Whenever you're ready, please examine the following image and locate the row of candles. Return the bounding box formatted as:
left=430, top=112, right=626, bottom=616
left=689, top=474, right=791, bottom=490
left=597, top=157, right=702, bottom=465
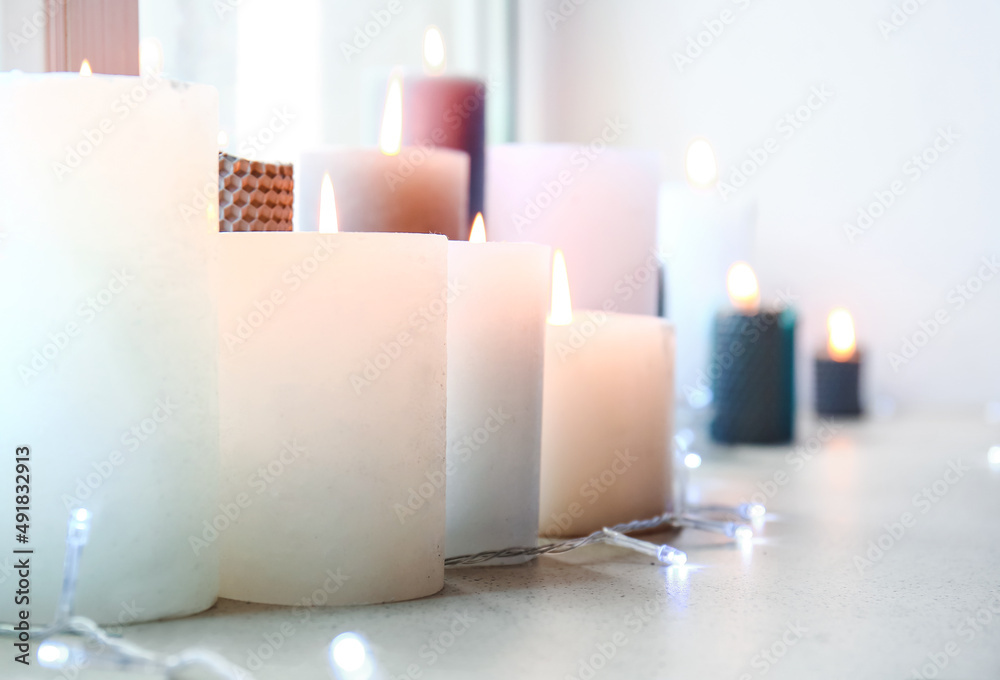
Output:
left=0, top=37, right=861, bottom=627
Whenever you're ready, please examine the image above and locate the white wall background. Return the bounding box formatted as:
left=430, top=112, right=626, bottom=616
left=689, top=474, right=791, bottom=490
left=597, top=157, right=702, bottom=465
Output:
left=518, top=0, right=1000, bottom=410
left=2, top=0, right=996, bottom=408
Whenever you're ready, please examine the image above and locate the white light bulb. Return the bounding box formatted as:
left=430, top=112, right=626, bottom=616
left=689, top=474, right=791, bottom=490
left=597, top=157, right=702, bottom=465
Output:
left=734, top=525, right=753, bottom=542
left=988, top=446, right=1000, bottom=466
left=329, top=632, right=374, bottom=680
left=38, top=642, right=70, bottom=668
left=683, top=452, right=702, bottom=469
left=659, top=547, right=688, bottom=566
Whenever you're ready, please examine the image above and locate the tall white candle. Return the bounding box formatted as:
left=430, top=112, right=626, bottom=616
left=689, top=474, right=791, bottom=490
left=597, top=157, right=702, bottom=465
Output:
left=0, top=70, right=220, bottom=624
left=539, top=253, right=676, bottom=538
left=217, top=231, right=449, bottom=606
left=486, top=144, right=661, bottom=316
left=659, top=140, right=756, bottom=407
left=445, top=216, right=550, bottom=560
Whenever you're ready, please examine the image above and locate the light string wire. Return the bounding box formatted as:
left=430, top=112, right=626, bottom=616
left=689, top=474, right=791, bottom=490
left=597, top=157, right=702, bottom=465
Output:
left=446, top=441, right=763, bottom=567
left=0, top=510, right=250, bottom=679
left=444, top=510, right=755, bottom=567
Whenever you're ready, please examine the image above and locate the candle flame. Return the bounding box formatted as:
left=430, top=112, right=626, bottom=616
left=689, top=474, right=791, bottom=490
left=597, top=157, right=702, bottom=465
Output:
left=319, top=173, right=339, bottom=233
left=727, top=262, right=760, bottom=314
left=79, top=59, right=92, bottom=76
left=379, top=76, right=403, bottom=156
left=549, top=250, right=573, bottom=326
left=685, top=138, right=717, bottom=188
left=423, top=25, right=446, bottom=75
left=469, top=213, right=486, bottom=243
left=827, top=308, right=856, bottom=362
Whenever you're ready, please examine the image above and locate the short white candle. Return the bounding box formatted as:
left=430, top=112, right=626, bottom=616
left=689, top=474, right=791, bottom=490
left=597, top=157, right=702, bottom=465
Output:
left=486, top=144, right=661, bottom=315
left=0, top=69, right=220, bottom=624
left=539, top=252, right=676, bottom=537
left=217, top=230, right=449, bottom=606
left=445, top=215, right=550, bottom=560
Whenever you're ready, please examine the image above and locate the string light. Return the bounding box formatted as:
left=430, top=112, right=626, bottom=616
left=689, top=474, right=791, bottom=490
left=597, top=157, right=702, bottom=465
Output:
left=0, top=510, right=248, bottom=679
left=445, top=511, right=754, bottom=566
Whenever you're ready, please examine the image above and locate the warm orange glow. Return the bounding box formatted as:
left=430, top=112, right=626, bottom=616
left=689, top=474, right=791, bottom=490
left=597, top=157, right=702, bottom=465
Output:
left=469, top=213, right=486, bottom=243
left=827, top=309, right=856, bottom=361
left=319, top=173, right=339, bottom=233
left=422, top=26, right=446, bottom=75
left=685, top=138, right=718, bottom=188
left=549, top=250, right=573, bottom=326
left=79, top=59, right=92, bottom=76
left=727, top=262, right=760, bottom=314
left=379, top=76, right=403, bottom=156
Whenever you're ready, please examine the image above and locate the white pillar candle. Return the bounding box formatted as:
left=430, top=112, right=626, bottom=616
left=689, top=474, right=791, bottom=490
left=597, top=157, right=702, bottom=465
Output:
left=446, top=217, right=550, bottom=560
left=486, top=144, right=661, bottom=316
left=298, top=147, right=469, bottom=238
left=218, top=231, right=449, bottom=606
left=658, top=140, right=756, bottom=407
left=299, top=76, right=469, bottom=239
left=0, top=71, right=219, bottom=624
left=539, top=253, right=676, bottom=538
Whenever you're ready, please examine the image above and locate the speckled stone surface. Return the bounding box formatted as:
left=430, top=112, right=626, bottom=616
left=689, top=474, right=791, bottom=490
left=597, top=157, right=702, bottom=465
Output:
left=5, top=412, right=1000, bottom=679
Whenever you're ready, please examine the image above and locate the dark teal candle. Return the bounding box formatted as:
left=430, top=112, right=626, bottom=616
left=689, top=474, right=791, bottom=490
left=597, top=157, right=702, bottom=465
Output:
left=710, top=308, right=796, bottom=443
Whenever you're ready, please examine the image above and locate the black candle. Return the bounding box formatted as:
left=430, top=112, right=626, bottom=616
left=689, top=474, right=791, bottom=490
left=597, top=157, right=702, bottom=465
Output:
left=815, top=309, right=862, bottom=416
left=709, top=264, right=796, bottom=444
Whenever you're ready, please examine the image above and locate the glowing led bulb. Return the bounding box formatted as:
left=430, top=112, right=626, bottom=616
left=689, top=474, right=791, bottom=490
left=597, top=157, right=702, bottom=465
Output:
left=601, top=528, right=687, bottom=566
left=329, top=632, right=374, bottom=680
left=988, top=446, right=1000, bottom=466
left=68, top=508, right=91, bottom=547
left=739, top=502, right=767, bottom=520
left=683, top=452, right=702, bottom=469
left=37, top=641, right=71, bottom=668
left=734, top=525, right=754, bottom=542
